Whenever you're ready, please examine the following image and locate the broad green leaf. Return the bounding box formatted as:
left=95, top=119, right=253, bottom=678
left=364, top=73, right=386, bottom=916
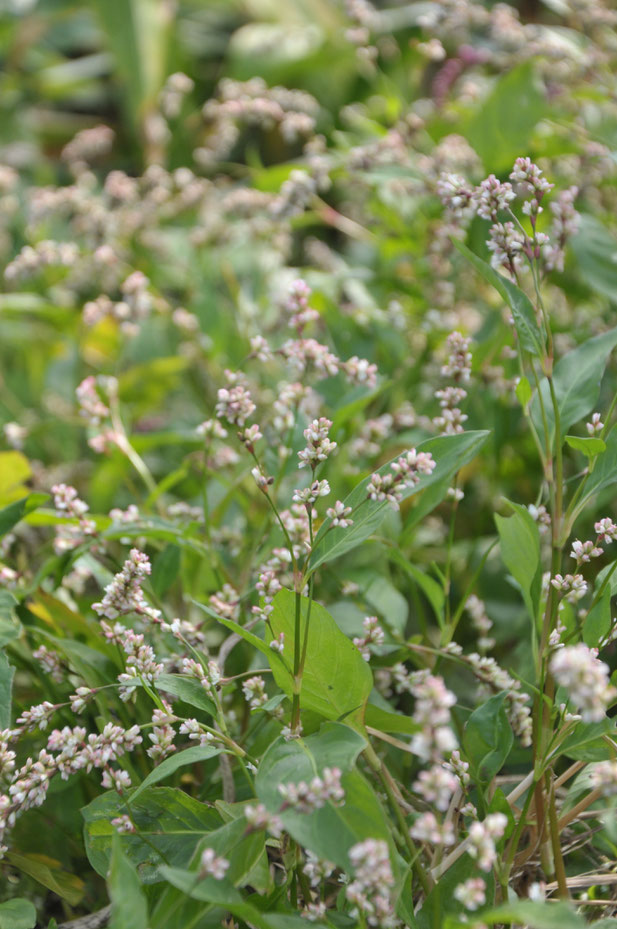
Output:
left=565, top=434, right=606, bottom=458
left=452, top=240, right=543, bottom=357
left=0, top=899, right=36, bottom=929
left=131, top=745, right=223, bottom=801
left=462, top=692, right=513, bottom=783
left=108, top=835, right=148, bottom=929
left=531, top=327, right=617, bottom=444
left=494, top=501, right=541, bottom=622
left=583, top=590, right=612, bottom=648
left=0, top=653, right=14, bottom=729
left=6, top=854, right=84, bottom=906
left=0, top=591, right=20, bottom=647
left=479, top=900, right=585, bottom=928
left=310, top=431, right=490, bottom=571
left=268, top=589, right=372, bottom=726
left=255, top=723, right=392, bottom=869
left=82, top=787, right=221, bottom=882
left=465, top=61, right=546, bottom=173
left=0, top=493, right=49, bottom=538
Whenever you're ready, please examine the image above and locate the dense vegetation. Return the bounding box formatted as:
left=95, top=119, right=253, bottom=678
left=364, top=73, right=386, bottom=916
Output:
left=3, top=1, right=617, bottom=927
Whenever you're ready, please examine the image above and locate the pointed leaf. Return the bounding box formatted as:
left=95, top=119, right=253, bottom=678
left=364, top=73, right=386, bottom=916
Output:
left=452, top=240, right=543, bottom=357
left=309, top=431, right=490, bottom=571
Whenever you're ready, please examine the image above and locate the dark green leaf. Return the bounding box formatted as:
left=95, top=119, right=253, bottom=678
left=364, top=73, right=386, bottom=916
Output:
left=82, top=787, right=222, bottom=882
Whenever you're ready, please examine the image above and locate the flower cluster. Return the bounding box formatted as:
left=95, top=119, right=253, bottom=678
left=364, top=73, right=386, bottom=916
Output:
left=346, top=839, right=396, bottom=929
left=278, top=767, right=345, bottom=813
left=550, top=644, right=616, bottom=722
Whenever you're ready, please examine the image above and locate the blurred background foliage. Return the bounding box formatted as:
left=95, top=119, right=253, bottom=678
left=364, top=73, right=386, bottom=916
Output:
left=1, top=0, right=617, bottom=684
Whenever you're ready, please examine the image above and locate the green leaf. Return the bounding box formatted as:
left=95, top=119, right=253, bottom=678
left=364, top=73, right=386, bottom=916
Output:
left=90, top=0, right=171, bottom=141
left=462, top=692, right=513, bottom=783
left=255, top=723, right=392, bottom=869
left=531, top=327, right=617, bottom=444
left=131, top=745, right=222, bottom=801
left=108, top=834, right=148, bottom=929
left=0, top=493, right=49, bottom=538
left=556, top=719, right=617, bottom=762
left=0, top=591, right=21, bottom=647
left=158, top=869, right=326, bottom=929
left=6, top=854, right=84, bottom=906
left=155, top=673, right=217, bottom=719
left=479, top=900, right=585, bottom=928
left=572, top=214, right=617, bottom=300
left=0, top=899, right=37, bottom=929
left=152, top=816, right=266, bottom=925
left=0, top=451, right=31, bottom=506
left=565, top=434, right=606, bottom=458
left=151, top=545, right=181, bottom=597
left=82, top=787, right=221, bottom=882
left=310, top=431, right=490, bottom=571
left=364, top=703, right=420, bottom=735
left=0, top=652, right=15, bottom=729
left=390, top=551, right=445, bottom=626
left=465, top=61, right=546, bottom=173
left=494, top=501, right=541, bottom=622
left=268, top=589, right=373, bottom=726
left=452, top=240, right=544, bottom=357
left=583, top=590, right=612, bottom=648
left=577, top=427, right=617, bottom=509
left=515, top=376, right=532, bottom=408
